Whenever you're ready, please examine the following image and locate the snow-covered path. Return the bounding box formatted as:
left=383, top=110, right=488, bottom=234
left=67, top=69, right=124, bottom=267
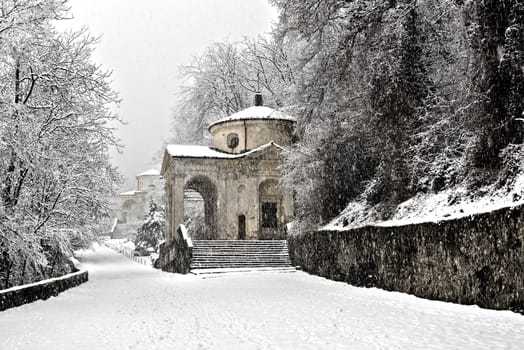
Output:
left=1, top=246, right=523, bottom=350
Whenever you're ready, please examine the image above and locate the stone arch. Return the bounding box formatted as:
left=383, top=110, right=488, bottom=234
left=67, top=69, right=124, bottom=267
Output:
left=258, top=179, right=282, bottom=239
left=184, top=175, right=217, bottom=240
left=122, top=199, right=138, bottom=224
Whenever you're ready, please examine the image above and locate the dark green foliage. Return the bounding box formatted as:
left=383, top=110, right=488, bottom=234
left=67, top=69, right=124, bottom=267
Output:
left=277, top=0, right=437, bottom=226
left=274, top=0, right=524, bottom=230
left=465, top=0, right=524, bottom=167
left=367, top=4, right=430, bottom=205
left=320, top=124, right=377, bottom=219
left=173, top=0, right=524, bottom=233
left=285, top=118, right=377, bottom=229
left=134, top=200, right=165, bottom=256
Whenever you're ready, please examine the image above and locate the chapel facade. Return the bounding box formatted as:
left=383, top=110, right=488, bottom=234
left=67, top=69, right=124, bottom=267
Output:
left=161, top=95, right=296, bottom=242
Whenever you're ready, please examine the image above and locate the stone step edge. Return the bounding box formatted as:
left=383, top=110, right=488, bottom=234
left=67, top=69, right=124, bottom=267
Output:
left=193, top=245, right=288, bottom=248
left=192, top=253, right=290, bottom=256
left=190, top=263, right=292, bottom=266
left=190, top=266, right=297, bottom=275
left=190, top=263, right=293, bottom=270
left=193, top=240, right=288, bottom=242
left=192, top=258, right=291, bottom=260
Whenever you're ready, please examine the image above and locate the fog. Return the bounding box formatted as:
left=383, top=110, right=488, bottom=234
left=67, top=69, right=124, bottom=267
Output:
left=60, top=0, right=277, bottom=189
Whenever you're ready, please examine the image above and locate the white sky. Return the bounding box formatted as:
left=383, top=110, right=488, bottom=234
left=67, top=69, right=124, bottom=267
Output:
left=59, top=0, right=278, bottom=190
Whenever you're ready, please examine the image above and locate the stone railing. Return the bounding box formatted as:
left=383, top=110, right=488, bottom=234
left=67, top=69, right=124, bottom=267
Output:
left=103, top=240, right=152, bottom=266
left=0, top=258, right=88, bottom=311
left=155, top=224, right=193, bottom=273
left=287, top=204, right=524, bottom=313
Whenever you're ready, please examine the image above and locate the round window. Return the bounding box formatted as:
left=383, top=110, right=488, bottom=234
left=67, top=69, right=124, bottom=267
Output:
left=227, top=133, right=239, bottom=149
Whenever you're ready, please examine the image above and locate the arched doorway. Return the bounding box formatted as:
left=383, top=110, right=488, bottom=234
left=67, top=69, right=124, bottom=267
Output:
left=184, top=176, right=217, bottom=240
left=238, top=215, right=246, bottom=240
left=258, top=179, right=281, bottom=239
left=183, top=189, right=205, bottom=239
left=237, top=185, right=247, bottom=239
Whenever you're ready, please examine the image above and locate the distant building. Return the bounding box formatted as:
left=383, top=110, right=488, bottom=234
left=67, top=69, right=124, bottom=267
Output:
left=160, top=94, right=296, bottom=242
left=113, top=169, right=164, bottom=237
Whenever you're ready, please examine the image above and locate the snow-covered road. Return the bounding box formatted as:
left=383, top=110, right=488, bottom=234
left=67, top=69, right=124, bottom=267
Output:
left=1, top=246, right=523, bottom=350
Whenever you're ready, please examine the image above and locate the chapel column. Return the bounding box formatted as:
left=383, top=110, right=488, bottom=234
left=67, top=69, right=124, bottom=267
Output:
left=165, top=177, right=172, bottom=242
left=171, top=173, right=185, bottom=241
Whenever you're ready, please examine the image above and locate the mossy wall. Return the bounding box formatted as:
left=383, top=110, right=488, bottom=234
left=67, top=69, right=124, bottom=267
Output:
left=287, top=205, right=524, bottom=313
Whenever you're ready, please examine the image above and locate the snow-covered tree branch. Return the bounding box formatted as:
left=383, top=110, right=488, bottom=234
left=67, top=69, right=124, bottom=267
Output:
left=0, top=0, right=122, bottom=288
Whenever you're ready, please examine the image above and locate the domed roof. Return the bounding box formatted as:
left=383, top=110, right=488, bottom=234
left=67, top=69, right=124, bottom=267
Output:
left=208, top=106, right=296, bottom=131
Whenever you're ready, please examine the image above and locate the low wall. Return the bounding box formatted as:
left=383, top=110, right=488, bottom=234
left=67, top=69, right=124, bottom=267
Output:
left=287, top=205, right=524, bottom=313
left=155, top=225, right=192, bottom=274
left=0, top=260, right=88, bottom=311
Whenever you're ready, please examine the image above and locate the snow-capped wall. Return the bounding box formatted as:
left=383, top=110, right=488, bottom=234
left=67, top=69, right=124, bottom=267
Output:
left=0, top=262, right=88, bottom=311
left=288, top=204, right=524, bottom=313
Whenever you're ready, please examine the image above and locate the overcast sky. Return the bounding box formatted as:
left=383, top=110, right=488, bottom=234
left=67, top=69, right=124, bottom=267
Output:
left=59, top=0, right=277, bottom=190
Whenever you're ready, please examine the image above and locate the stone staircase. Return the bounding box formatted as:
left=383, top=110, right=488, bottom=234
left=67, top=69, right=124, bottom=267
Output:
left=190, top=240, right=294, bottom=272
left=110, top=223, right=140, bottom=239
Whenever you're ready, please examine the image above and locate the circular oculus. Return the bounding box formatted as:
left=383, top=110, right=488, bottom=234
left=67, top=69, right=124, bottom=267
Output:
left=227, top=133, right=239, bottom=148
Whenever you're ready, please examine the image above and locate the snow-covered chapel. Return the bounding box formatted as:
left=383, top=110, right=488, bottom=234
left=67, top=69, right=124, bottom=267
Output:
left=160, top=94, right=296, bottom=243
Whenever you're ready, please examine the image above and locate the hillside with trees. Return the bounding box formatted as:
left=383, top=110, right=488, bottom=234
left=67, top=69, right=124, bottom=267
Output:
left=0, top=0, right=122, bottom=288
left=169, top=0, right=524, bottom=234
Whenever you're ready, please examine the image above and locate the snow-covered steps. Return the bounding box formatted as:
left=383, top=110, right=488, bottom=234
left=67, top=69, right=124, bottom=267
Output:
left=190, top=240, right=294, bottom=270
left=191, top=266, right=297, bottom=278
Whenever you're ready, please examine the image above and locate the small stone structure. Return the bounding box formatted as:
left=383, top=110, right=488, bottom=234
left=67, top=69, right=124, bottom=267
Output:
left=160, top=96, right=296, bottom=245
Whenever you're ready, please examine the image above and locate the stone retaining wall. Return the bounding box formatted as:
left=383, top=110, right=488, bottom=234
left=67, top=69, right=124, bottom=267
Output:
left=155, top=225, right=192, bottom=273
left=0, top=263, right=88, bottom=311
left=287, top=205, right=524, bottom=313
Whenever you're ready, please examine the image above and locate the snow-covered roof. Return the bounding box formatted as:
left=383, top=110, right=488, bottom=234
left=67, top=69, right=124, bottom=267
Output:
left=208, top=106, right=296, bottom=130
left=166, top=142, right=284, bottom=159
left=136, top=169, right=160, bottom=177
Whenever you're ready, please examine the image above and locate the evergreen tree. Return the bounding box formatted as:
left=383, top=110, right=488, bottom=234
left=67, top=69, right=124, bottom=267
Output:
left=367, top=2, right=430, bottom=206
left=464, top=0, right=524, bottom=167
left=134, top=200, right=165, bottom=256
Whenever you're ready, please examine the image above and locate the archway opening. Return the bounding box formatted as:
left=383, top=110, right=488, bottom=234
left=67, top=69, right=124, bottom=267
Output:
left=184, top=176, right=217, bottom=240
left=122, top=199, right=137, bottom=224
left=184, top=190, right=205, bottom=239
left=238, top=215, right=246, bottom=240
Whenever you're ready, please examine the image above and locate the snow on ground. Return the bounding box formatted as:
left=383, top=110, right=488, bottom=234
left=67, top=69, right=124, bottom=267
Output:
left=1, top=246, right=523, bottom=350
left=326, top=173, right=524, bottom=230
left=105, top=238, right=136, bottom=251
left=103, top=239, right=155, bottom=266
